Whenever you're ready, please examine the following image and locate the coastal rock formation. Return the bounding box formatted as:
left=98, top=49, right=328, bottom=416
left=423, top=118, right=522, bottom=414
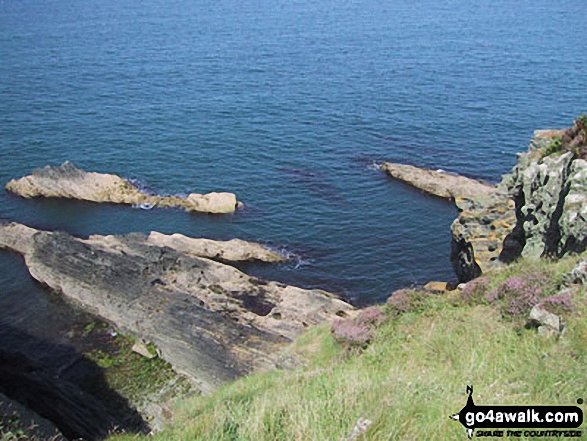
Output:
left=380, top=162, right=495, bottom=199
left=145, top=231, right=286, bottom=263
left=450, top=187, right=517, bottom=281
left=5, top=162, right=240, bottom=214
left=451, top=128, right=587, bottom=282
left=0, top=223, right=352, bottom=393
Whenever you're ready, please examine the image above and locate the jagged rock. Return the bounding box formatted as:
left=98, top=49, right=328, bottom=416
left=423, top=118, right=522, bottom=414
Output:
left=450, top=187, right=517, bottom=281
left=527, top=304, right=562, bottom=337
left=560, top=159, right=587, bottom=254
left=146, top=231, right=286, bottom=263
left=0, top=222, right=352, bottom=393
left=562, top=259, right=587, bottom=286
left=380, top=162, right=495, bottom=199
left=450, top=129, right=587, bottom=282
left=5, top=162, right=240, bottom=214
left=510, top=151, right=575, bottom=258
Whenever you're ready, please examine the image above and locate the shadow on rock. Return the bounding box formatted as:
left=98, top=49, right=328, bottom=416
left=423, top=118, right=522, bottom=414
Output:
left=0, top=324, right=149, bottom=440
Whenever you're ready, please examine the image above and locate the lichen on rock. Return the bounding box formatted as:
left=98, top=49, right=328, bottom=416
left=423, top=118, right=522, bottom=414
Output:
left=450, top=127, right=587, bottom=282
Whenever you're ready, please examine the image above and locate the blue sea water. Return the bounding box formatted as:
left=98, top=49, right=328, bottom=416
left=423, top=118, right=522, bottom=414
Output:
left=0, top=0, right=585, bottom=345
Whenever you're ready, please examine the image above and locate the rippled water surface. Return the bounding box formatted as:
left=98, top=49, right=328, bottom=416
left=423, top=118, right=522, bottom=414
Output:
left=0, top=0, right=585, bottom=343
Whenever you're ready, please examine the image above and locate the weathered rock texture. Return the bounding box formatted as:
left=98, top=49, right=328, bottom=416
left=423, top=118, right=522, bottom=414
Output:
left=380, top=162, right=495, bottom=199
left=451, top=129, right=587, bottom=282
left=5, top=162, right=240, bottom=214
left=145, top=231, right=286, bottom=263
left=0, top=223, right=352, bottom=393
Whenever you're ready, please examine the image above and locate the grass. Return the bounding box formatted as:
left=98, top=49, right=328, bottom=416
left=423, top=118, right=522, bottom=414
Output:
left=110, top=254, right=587, bottom=441
left=541, top=115, right=587, bottom=160
left=82, top=325, right=193, bottom=406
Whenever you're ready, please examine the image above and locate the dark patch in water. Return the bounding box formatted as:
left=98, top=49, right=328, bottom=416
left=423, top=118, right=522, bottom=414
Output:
left=276, top=167, right=344, bottom=203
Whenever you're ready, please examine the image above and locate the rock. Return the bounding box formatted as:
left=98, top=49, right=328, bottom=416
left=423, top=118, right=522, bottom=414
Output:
left=562, top=259, right=587, bottom=286
left=0, top=392, right=66, bottom=441
left=380, top=162, right=496, bottom=200
left=560, top=159, right=587, bottom=254
left=0, top=349, right=143, bottom=440
left=0, top=222, right=353, bottom=393
left=450, top=187, right=517, bottom=281
left=527, top=304, right=562, bottom=337
left=423, top=281, right=448, bottom=292
left=146, top=231, right=286, bottom=263
left=344, top=417, right=373, bottom=441
left=132, top=339, right=157, bottom=359
left=511, top=151, right=575, bottom=259
left=5, top=162, right=240, bottom=214
left=450, top=128, right=587, bottom=282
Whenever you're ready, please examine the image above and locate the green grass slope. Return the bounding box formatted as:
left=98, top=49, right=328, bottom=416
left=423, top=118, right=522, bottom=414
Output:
left=111, top=254, right=587, bottom=441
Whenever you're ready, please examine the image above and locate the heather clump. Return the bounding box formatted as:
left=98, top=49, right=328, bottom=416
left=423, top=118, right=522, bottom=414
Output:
left=331, top=318, right=372, bottom=349
left=542, top=115, right=587, bottom=159
left=357, top=306, right=384, bottom=325
left=458, top=276, right=490, bottom=305
left=385, top=289, right=431, bottom=316
left=331, top=306, right=383, bottom=350
left=485, top=273, right=552, bottom=316
left=540, top=289, right=576, bottom=316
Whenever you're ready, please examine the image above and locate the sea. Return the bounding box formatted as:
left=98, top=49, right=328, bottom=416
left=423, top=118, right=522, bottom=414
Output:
left=0, top=0, right=585, bottom=357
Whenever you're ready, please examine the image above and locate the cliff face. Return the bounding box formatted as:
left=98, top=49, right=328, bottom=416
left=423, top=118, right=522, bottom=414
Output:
left=451, top=129, right=587, bottom=282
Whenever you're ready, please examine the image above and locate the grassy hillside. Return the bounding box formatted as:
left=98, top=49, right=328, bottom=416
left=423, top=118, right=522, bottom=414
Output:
left=111, top=254, right=586, bottom=441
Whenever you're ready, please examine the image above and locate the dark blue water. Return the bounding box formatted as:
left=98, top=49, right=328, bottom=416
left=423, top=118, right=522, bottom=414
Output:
left=0, top=0, right=585, bottom=339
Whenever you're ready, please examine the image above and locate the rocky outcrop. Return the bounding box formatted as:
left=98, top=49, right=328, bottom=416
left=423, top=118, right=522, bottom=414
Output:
left=451, top=129, right=587, bottom=282
left=5, top=162, right=240, bottom=214
left=0, top=223, right=352, bottom=393
left=145, top=231, right=286, bottom=263
left=380, top=162, right=495, bottom=199
left=563, top=259, right=587, bottom=285
left=450, top=187, right=517, bottom=281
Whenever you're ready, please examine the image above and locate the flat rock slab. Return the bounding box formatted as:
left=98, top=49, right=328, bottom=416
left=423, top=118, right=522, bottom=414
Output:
left=0, top=223, right=352, bottom=393
left=146, top=231, right=287, bottom=263
left=5, top=162, right=240, bottom=214
left=380, top=162, right=495, bottom=200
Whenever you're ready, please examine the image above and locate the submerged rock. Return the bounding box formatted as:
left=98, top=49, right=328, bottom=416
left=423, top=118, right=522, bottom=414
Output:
left=380, top=162, right=495, bottom=199
left=5, top=162, right=240, bottom=214
left=0, top=223, right=352, bottom=393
